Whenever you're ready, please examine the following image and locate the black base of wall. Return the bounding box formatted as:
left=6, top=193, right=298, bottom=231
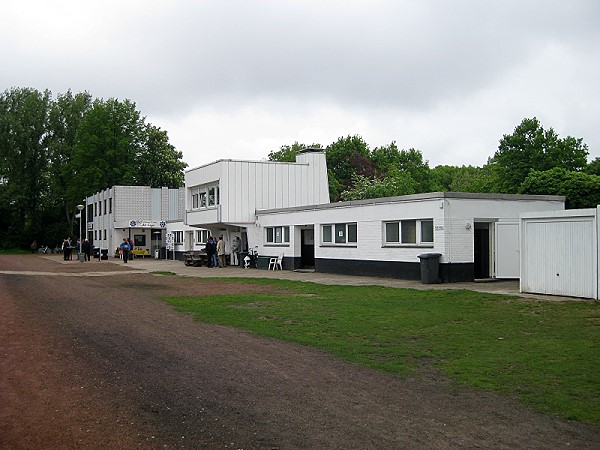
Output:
left=313, top=258, right=475, bottom=283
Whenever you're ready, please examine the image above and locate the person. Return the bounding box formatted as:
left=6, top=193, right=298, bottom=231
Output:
left=128, top=237, right=135, bottom=261
left=31, top=240, right=37, bottom=253
left=82, top=238, right=91, bottom=261
left=62, top=237, right=70, bottom=261
left=217, top=236, right=226, bottom=268
left=231, top=236, right=240, bottom=266
left=204, top=236, right=213, bottom=267
left=120, top=238, right=130, bottom=263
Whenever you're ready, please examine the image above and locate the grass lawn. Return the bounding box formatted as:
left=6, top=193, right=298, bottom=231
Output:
left=161, top=278, right=600, bottom=426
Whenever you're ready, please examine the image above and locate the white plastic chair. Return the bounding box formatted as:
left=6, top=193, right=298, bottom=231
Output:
left=268, top=254, right=283, bottom=270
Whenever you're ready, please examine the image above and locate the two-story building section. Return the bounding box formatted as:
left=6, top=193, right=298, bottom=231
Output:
left=86, top=186, right=185, bottom=258
left=184, top=149, right=329, bottom=255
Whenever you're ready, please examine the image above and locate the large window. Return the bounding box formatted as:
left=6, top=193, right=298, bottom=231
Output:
left=134, top=234, right=146, bottom=247
left=322, top=223, right=357, bottom=245
left=266, top=226, right=290, bottom=244
left=190, top=185, right=218, bottom=210
left=384, top=219, right=434, bottom=245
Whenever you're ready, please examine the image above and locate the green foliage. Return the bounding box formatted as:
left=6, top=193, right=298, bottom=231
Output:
left=162, top=279, right=600, bottom=426
left=325, top=135, right=374, bottom=200
left=490, top=117, right=589, bottom=193
left=519, top=168, right=600, bottom=209
left=340, top=167, right=417, bottom=201
left=0, top=87, right=187, bottom=249
left=268, top=142, right=321, bottom=162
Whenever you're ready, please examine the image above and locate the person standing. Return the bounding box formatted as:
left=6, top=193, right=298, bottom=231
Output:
left=31, top=240, right=38, bottom=253
left=82, top=238, right=91, bottom=261
left=120, top=238, right=130, bottom=263
left=62, top=237, right=70, bottom=261
left=217, top=236, right=226, bottom=268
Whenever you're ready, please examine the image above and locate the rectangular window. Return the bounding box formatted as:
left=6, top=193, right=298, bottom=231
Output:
left=421, top=220, right=434, bottom=243
left=109, top=198, right=112, bottom=213
left=192, top=193, right=199, bottom=209
left=401, top=220, right=416, bottom=244
left=98, top=201, right=102, bottom=216
left=322, top=225, right=332, bottom=243
left=103, top=230, right=107, bottom=240
left=266, top=226, right=290, bottom=244
left=196, top=229, right=209, bottom=244
left=322, top=223, right=357, bottom=245
left=173, top=231, right=183, bottom=244
left=94, top=202, right=97, bottom=216
left=208, top=187, right=215, bottom=206
left=103, top=199, right=107, bottom=215
left=134, top=234, right=146, bottom=247
left=384, top=219, right=434, bottom=245
left=199, top=191, right=207, bottom=208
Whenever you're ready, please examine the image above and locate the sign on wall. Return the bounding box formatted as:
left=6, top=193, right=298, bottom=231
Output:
left=166, top=232, right=174, bottom=251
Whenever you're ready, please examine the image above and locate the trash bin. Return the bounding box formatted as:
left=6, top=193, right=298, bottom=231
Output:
left=238, top=252, right=248, bottom=267
left=418, top=253, right=442, bottom=284
left=100, top=249, right=109, bottom=260
left=92, top=247, right=100, bottom=260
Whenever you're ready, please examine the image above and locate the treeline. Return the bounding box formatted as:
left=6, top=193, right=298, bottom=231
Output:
left=269, top=118, right=600, bottom=208
left=0, top=87, right=187, bottom=249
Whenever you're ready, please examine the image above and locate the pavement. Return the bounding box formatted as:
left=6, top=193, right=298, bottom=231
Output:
left=107, top=256, right=589, bottom=303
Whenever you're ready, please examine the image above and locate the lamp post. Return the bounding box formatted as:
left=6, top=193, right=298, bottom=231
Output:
left=77, top=204, right=84, bottom=262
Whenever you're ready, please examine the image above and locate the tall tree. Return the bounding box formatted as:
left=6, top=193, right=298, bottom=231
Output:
left=519, top=168, right=600, bottom=209
left=136, top=124, right=187, bottom=188
left=325, top=135, right=374, bottom=201
left=47, top=90, right=93, bottom=231
left=0, top=87, right=51, bottom=246
left=490, top=117, right=588, bottom=193
left=268, top=142, right=321, bottom=162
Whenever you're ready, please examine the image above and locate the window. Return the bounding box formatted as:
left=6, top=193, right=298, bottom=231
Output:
left=173, top=231, right=183, bottom=244
left=98, top=201, right=102, bottom=216
left=266, top=226, right=290, bottom=244
left=192, top=193, right=199, bottom=209
left=94, top=202, right=97, bottom=216
left=384, top=219, right=434, bottom=245
left=208, top=187, right=215, bottom=206
left=196, top=229, right=209, bottom=244
left=322, top=223, right=357, bottom=245
left=199, top=192, right=207, bottom=207
left=103, top=199, right=107, bottom=215
left=109, top=198, right=112, bottom=213
left=103, top=229, right=107, bottom=240
left=134, top=234, right=146, bottom=247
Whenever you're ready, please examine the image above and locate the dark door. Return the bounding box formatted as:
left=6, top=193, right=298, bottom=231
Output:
left=474, top=224, right=490, bottom=279
left=301, top=229, right=315, bottom=268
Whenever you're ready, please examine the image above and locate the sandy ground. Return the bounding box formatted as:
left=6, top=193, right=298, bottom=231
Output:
left=1, top=254, right=599, bottom=449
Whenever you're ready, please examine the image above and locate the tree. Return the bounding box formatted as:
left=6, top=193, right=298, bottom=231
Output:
left=0, top=87, right=51, bottom=247
left=268, top=142, right=321, bottom=162
left=340, top=167, right=418, bottom=201
left=490, top=117, right=588, bottom=193
left=325, top=135, right=374, bottom=201
left=46, top=90, right=93, bottom=232
left=519, top=168, right=600, bottom=209
left=135, top=124, right=187, bottom=188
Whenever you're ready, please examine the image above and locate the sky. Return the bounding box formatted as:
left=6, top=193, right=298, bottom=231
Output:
left=2, top=0, right=599, bottom=170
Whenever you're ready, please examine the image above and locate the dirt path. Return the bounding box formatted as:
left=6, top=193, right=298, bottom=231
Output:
left=1, top=255, right=599, bottom=449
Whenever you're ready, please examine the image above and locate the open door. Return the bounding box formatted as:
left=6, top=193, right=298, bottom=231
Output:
left=474, top=222, right=491, bottom=279
left=301, top=228, right=315, bottom=268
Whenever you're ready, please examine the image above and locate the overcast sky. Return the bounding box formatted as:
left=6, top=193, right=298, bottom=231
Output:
left=3, top=0, right=599, bottom=170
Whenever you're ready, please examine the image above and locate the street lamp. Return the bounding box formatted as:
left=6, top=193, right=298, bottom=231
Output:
left=77, top=204, right=84, bottom=262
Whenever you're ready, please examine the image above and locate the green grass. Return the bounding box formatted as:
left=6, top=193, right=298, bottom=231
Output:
left=161, top=278, right=600, bottom=426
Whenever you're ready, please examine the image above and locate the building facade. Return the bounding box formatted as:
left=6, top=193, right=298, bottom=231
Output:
left=86, top=186, right=185, bottom=257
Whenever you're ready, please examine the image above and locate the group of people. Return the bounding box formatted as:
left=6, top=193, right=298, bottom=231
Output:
left=61, top=237, right=92, bottom=261
left=204, top=235, right=241, bottom=268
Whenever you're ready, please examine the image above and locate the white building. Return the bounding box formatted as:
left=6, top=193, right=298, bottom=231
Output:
left=252, top=192, right=565, bottom=282
left=85, top=186, right=186, bottom=257
left=181, top=149, right=329, bottom=257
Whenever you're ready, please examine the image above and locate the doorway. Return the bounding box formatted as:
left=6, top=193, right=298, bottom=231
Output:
left=474, top=222, right=491, bottom=279
left=301, top=228, right=315, bottom=268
